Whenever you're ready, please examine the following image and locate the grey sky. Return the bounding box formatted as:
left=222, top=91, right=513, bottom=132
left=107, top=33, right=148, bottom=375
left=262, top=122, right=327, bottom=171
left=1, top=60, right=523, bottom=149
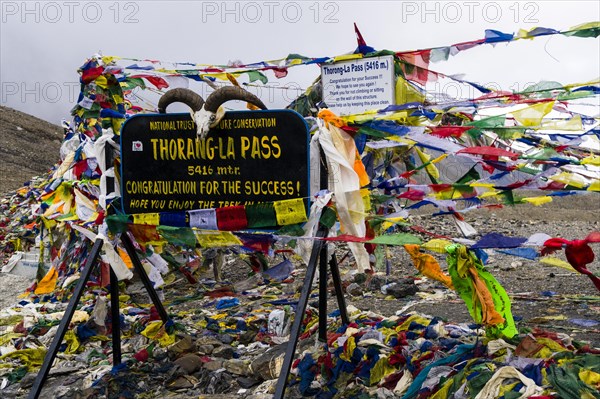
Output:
left=1, top=1, right=599, bottom=124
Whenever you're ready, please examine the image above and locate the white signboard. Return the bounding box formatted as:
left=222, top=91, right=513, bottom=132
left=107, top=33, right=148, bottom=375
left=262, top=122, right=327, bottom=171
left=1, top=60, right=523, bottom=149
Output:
left=321, top=55, right=395, bottom=116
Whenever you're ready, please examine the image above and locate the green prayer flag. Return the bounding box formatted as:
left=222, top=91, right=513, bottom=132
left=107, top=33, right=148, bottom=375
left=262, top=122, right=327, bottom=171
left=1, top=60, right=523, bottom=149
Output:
left=367, top=233, right=421, bottom=246
left=157, top=226, right=196, bottom=247
left=456, top=165, right=481, bottom=185
left=246, top=203, right=277, bottom=228
left=106, top=214, right=131, bottom=233
left=319, top=206, right=337, bottom=229
left=446, top=245, right=517, bottom=339
left=467, top=115, right=505, bottom=128
left=246, top=70, right=268, bottom=84
left=357, top=126, right=391, bottom=139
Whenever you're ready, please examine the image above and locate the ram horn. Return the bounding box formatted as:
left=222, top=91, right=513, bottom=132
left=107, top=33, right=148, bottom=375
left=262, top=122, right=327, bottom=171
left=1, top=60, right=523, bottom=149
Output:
left=157, top=88, right=205, bottom=113
left=204, top=86, right=267, bottom=113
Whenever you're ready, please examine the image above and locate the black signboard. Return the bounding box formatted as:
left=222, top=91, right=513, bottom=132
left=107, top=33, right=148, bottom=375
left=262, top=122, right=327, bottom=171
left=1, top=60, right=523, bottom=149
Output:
left=120, top=110, right=309, bottom=214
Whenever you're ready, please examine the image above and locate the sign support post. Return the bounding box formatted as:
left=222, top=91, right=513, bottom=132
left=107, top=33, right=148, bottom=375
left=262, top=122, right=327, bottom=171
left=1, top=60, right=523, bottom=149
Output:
left=274, top=144, right=350, bottom=399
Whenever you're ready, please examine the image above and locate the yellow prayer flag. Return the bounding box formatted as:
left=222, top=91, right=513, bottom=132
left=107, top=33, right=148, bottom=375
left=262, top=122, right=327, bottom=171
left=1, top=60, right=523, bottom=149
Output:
left=64, top=330, right=81, bottom=354
left=588, top=180, right=600, bottom=192
left=112, top=94, right=124, bottom=104
left=94, top=75, right=108, bottom=89
left=539, top=257, right=577, bottom=272
left=581, top=155, right=600, bottom=166
left=511, top=101, right=555, bottom=127
left=379, top=110, right=409, bottom=122
left=395, top=76, right=425, bottom=105
left=141, top=321, right=175, bottom=347
left=381, top=216, right=407, bottom=231
left=568, top=21, right=600, bottom=31
left=340, top=336, right=356, bottom=362
left=396, top=315, right=431, bottom=331
left=550, top=172, right=586, bottom=188
left=522, top=196, right=552, bottom=206
left=541, top=115, right=582, bottom=131
left=361, top=188, right=371, bottom=212
left=430, top=379, right=454, bottom=399
left=421, top=239, right=453, bottom=253
left=202, top=72, right=230, bottom=81
left=479, top=190, right=500, bottom=198
left=415, top=147, right=440, bottom=180
left=133, top=213, right=160, bottom=225
left=340, top=111, right=378, bottom=124
left=370, top=357, right=396, bottom=386
left=579, top=369, right=600, bottom=386
left=194, top=230, right=242, bottom=248
left=273, top=198, right=307, bottom=226
left=333, top=54, right=363, bottom=62
left=101, top=56, right=118, bottom=64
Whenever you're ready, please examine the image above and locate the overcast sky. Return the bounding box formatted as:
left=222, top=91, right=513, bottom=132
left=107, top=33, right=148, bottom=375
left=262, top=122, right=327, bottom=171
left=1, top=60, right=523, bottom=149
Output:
left=1, top=1, right=599, bottom=124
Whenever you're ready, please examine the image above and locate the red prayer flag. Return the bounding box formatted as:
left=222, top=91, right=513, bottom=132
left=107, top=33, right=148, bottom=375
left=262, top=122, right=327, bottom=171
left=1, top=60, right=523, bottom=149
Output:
left=216, top=205, right=248, bottom=231
left=429, top=126, right=472, bottom=138
left=398, top=190, right=426, bottom=201
left=543, top=232, right=600, bottom=291
left=131, top=75, right=169, bottom=90
left=457, top=146, right=519, bottom=159
left=81, top=66, right=104, bottom=84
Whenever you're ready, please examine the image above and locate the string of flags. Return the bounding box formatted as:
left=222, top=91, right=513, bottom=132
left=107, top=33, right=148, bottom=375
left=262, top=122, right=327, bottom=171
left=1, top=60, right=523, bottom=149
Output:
left=100, top=22, right=599, bottom=93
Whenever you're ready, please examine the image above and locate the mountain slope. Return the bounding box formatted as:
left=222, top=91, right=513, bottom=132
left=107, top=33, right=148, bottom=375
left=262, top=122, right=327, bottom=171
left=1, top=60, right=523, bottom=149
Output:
left=0, top=106, right=63, bottom=194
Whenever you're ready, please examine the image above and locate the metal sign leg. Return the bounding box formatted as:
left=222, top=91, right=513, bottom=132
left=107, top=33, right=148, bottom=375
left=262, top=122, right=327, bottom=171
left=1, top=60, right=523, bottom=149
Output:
left=109, top=268, right=122, bottom=365
left=329, top=252, right=349, bottom=325
left=318, top=242, right=329, bottom=342
left=273, top=228, right=326, bottom=399
left=28, top=239, right=104, bottom=399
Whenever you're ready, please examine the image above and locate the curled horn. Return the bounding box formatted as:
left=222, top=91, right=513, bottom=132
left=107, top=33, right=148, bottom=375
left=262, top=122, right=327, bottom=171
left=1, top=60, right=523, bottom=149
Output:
left=204, top=86, right=267, bottom=113
left=158, top=88, right=205, bottom=113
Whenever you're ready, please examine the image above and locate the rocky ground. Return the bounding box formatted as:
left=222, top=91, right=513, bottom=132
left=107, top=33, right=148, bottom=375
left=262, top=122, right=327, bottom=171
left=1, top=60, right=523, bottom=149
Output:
left=0, top=106, right=63, bottom=194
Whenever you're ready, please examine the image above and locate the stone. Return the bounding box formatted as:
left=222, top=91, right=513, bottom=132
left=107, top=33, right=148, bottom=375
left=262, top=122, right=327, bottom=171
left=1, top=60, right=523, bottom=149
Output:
left=250, top=343, right=287, bottom=380
left=239, top=330, right=257, bottom=345
left=196, top=336, right=223, bottom=347
left=218, top=333, right=234, bottom=345
left=283, top=280, right=303, bottom=295
left=385, top=279, right=418, bottom=298
left=234, top=274, right=263, bottom=292
left=168, top=334, right=195, bottom=358
left=212, top=345, right=235, bottom=359
left=174, top=353, right=203, bottom=374
left=19, top=372, right=37, bottom=389
left=204, top=359, right=225, bottom=372
left=500, top=262, right=518, bottom=271
left=197, top=344, right=214, bottom=355
left=237, top=376, right=261, bottom=389
left=49, top=366, right=80, bottom=377
left=168, top=375, right=194, bottom=390
left=353, top=272, right=368, bottom=284
left=367, top=274, right=387, bottom=291
left=224, top=359, right=251, bottom=376
left=346, top=282, right=363, bottom=296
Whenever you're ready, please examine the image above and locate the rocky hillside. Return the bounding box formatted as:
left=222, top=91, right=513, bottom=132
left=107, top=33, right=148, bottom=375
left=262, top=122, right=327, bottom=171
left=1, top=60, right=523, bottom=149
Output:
left=0, top=106, right=63, bottom=194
